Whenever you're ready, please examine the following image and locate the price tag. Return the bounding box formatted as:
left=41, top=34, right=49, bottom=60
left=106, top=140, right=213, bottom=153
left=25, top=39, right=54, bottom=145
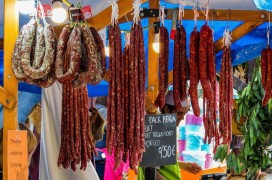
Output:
left=7, top=130, right=28, bottom=180
left=140, top=114, right=177, bottom=167
left=37, top=4, right=52, bottom=17
left=81, top=5, right=92, bottom=19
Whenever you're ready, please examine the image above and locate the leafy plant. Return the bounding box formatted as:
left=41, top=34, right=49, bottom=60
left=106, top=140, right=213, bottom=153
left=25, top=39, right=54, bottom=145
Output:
left=227, top=149, right=246, bottom=175
left=214, top=144, right=246, bottom=175
left=236, top=57, right=272, bottom=179
left=214, top=144, right=228, bottom=163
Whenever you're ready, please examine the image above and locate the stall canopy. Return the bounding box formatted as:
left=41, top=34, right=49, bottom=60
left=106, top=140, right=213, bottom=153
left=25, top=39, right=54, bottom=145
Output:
left=0, top=0, right=271, bottom=97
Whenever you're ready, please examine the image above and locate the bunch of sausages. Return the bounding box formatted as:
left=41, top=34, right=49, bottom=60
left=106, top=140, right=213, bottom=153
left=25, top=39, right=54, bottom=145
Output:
left=261, top=48, right=272, bottom=106
left=107, top=22, right=145, bottom=173
left=56, top=25, right=106, bottom=171
left=173, top=24, right=188, bottom=113
left=57, top=72, right=95, bottom=171
left=199, top=24, right=219, bottom=147
left=12, top=19, right=56, bottom=87
left=55, top=25, right=106, bottom=86
left=155, top=26, right=169, bottom=109
left=219, top=46, right=233, bottom=146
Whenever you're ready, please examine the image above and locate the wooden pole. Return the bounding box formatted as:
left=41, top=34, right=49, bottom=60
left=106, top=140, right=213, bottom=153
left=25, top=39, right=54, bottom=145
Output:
left=214, top=21, right=264, bottom=52
left=146, top=0, right=160, bottom=113
left=3, top=0, right=19, bottom=179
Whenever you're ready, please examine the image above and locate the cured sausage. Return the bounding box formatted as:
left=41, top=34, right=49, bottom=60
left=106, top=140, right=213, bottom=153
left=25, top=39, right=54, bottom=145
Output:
left=173, top=27, right=182, bottom=110
left=56, top=26, right=81, bottom=84
left=199, top=24, right=214, bottom=100
left=90, top=27, right=106, bottom=78
left=180, top=25, right=187, bottom=101
left=107, top=25, right=116, bottom=155
left=155, top=26, right=169, bottom=109
left=261, top=49, right=268, bottom=89
left=14, top=20, right=36, bottom=82
left=32, top=24, right=45, bottom=69
left=21, top=23, right=55, bottom=80
left=263, top=49, right=272, bottom=106
left=73, top=26, right=102, bottom=86
left=138, top=23, right=146, bottom=152
left=189, top=28, right=200, bottom=117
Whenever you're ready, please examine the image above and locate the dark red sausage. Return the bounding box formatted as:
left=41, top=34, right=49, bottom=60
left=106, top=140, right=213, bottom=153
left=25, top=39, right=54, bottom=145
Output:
left=199, top=24, right=214, bottom=100
left=189, top=28, right=200, bottom=117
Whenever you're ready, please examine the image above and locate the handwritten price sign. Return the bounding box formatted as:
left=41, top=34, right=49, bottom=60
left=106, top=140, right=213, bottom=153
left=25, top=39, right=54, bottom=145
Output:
left=7, top=130, right=28, bottom=180
left=140, top=114, right=177, bottom=167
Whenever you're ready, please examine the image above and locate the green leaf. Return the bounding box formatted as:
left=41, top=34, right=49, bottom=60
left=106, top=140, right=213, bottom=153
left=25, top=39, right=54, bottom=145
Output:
left=233, top=57, right=272, bottom=178
left=250, top=127, right=253, bottom=139
left=252, top=118, right=259, bottom=129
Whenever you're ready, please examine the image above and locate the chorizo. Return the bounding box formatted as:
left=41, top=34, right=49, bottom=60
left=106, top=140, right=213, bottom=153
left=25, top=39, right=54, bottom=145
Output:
left=173, top=27, right=182, bottom=110
left=199, top=24, right=214, bottom=100
left=14, top=20, right=36, bottom=82
left=262, top=48, right=271, bottom=106
left=180, top=25, right=187, bottom=101
left=74, top=26, right=102, bottom=85
left=261, top=49, right=268, bottom=90
left=90, top=27, right=106, bottom=78
left=56, top=26, right=81, bottom=84
left=21, top=23, right=55, bottom=80
left=155, top=26, right=168, bottom=108
left=189, top=28, right=200, bottom=117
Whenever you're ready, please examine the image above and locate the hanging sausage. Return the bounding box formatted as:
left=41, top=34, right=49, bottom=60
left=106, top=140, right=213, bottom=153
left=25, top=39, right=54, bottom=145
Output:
left=199, top=22, right=218, bottom=148
left=12, top=19, right=56, bottom=87
left=219, top=29, right=233, bottom=146
left=106, top=0, right=146, bottom=173
left=155, top=7, right=169, bottom=109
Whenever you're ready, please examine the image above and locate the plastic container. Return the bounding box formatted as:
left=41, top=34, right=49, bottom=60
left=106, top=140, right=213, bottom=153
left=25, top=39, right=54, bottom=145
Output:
left=178, top=155, right=184, bottom=161
left=178, top=140, right=186, bottom=153
left=205, top=154, right=212, bottom=169
left=182, top=151, right=206, bottom=169
left=186, top=132, right=203, bottom=151
left=179, top=126, right=186, bottom=140
left=201, top=143, right=211, bottom=154
left=185, top=114, right=203, bottom=132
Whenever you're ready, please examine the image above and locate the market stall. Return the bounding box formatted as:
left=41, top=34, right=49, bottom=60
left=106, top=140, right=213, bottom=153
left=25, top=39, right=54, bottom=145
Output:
left=1, top=0, right=272, bottom=180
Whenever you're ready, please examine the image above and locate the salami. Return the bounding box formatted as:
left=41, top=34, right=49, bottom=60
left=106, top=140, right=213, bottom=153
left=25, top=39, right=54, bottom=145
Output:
left=32, top=24, right=45, bottom=69
left=199, top=24, right=214, bottom=100
left=73, top=26, right=102, bottom=86
left=21, top=24, right=55, bottom=79
left=219, top=43, right=233, bottom=146
left=189, top=28, right=200, bottom=117
left=173, top=27, right=182, bottom=110
left=56, top=26, right=81, bottom=84
left=263, top=48, right=272, bottom=106
left=90, top=27, right=106, bottom=78
left=261, top=49, right=268, bottom=88
left=106, top=21, right=145, bottom=173
left=180, top=25, right=187, bottom=101
left=57, top=25, right=96, bottom=171
left=155, top=26, right=169, bottom=109
left=14, top=20, right=36, bottom=82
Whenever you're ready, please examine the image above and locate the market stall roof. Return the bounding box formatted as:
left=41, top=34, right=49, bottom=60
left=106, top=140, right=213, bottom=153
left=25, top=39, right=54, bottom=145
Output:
left=0, top=0, right=270, bottom=96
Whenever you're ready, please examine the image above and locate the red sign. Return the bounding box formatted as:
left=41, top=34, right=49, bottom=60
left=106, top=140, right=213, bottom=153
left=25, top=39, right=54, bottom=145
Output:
left=38, top=4, right=52, bottom=17
left=81, top=5, right=92, bottom=19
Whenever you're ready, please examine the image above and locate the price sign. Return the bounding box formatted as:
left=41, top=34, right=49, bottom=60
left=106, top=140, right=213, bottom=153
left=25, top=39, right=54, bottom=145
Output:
left=81, top=5, right=92, bottom=19
left=140, top=114, right=177, bottom=167
left=7, top=130, right=28, bottom=180
left=37, top=4, right=52, bottom=17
